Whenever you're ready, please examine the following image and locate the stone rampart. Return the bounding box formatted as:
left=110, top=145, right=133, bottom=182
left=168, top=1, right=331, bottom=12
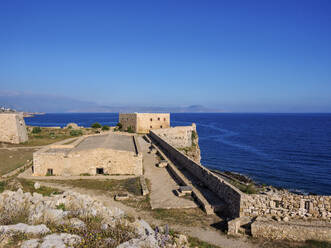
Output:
left=152, top=124, right=201, bottom=163
left=242, top=191, right=331, bottom=221
left=0, top=113, right=28, bottom=144
left=251, top=218, right=331, bottom=242
left=150, top=129, right=331, bottom=222
left=150, top=130, right=244, bottom=218
left=152, top=125, right=196, bottom=148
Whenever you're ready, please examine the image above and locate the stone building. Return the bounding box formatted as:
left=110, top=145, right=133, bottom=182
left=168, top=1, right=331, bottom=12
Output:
left=33, top=133, right=143, bottom=176
left=0, top=112, right=28, bottom=144
left=119, top=113, right=170, bottom=133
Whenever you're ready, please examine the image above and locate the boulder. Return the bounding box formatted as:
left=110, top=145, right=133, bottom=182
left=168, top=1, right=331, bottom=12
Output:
left=67, top=218, right=86, bottom=229
left=0, top=223, right=50, bottom=236
left=21, top=239, right=40, bottom=248
left=34, top=183, right=41, bottom=190
left=40, top=233, right=81, bottom=248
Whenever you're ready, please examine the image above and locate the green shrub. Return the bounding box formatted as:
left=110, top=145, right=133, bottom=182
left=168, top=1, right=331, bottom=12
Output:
left=116, top=122, right=123, bottom=130
left=191, top=130, right=197, bottom=140
left=126, top=126, right=134, bottom=133
left=56, top=203, right=66, bottom=211
left=91, top=122, right=102, bottom=129
left=32, top=127, right=41, bottom=134
left=102, top=125, right=110, bottom=131
left=70, top=130, right=83, bottom=136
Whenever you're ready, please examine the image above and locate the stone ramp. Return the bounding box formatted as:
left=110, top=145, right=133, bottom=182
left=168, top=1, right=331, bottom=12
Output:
left=145, top=136, right=226, bottom=214
left=138, top=136, right=197, bottom=210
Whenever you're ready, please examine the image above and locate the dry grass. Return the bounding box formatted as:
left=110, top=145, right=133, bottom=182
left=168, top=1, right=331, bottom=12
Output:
left=47, top=216, right=137, bottom=248
left=188, top=236, right=222, bottom=248
left=0, top=149, right=35, bottom=176
left=41, top=178, right=142, bottom=196
left=1, top=127, right=95, bottom=147
left=0, top=178, right=63, bottom=196
left=151, top=208, right=220, bottom=227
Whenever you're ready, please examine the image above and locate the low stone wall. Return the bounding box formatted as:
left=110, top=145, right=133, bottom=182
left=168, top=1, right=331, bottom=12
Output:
left=150, top=130, right=243, bottom=218
left=251, top=218, right=331, bottom=242
left=242, top=191, right=331, bottom=221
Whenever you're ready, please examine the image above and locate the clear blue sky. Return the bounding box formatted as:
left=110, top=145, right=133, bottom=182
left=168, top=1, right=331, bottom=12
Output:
left=1, top=0, right=330, bottom=112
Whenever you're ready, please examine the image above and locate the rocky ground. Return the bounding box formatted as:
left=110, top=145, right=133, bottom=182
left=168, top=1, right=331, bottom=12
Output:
left=0, top=186, right=191, bottom=248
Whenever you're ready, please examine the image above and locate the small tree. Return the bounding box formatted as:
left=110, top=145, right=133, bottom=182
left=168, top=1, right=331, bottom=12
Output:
left=91, top=122, right=102, bottom=129
left=102, top=125, right=110, bottom=131
left=32, top=127, right=41, bottom=134
left=116, top=122, right=123, bottom=130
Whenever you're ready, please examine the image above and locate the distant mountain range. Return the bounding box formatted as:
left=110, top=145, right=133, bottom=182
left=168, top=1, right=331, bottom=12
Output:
left=0, top=91, right=222, bottom=113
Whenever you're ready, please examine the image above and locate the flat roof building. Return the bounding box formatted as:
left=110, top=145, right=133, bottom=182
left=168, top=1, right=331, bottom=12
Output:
left=119, top=113, right=170, bottom=134
left=33, top=133, right=142, bottom=176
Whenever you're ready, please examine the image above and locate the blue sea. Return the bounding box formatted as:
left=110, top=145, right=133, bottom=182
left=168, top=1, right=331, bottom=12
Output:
left=24, top=113, right=331, bottom=195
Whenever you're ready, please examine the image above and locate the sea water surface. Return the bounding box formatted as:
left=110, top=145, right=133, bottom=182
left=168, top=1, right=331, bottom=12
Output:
left=24, top=113, right=331, bottom=195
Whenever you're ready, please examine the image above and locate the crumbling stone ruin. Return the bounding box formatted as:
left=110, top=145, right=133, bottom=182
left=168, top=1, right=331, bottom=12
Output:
left=0, top=112, right=28, bottom=144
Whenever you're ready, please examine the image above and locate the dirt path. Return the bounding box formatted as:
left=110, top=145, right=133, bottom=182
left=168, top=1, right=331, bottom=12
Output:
left=0, top=146, right=44, bottom=150
left=38, top=181, right=257, bottom=248
left=138, top=136, right=197, bottom=209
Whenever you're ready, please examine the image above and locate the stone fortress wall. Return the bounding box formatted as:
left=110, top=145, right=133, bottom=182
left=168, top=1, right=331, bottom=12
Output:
left=33, top=133, right=143, bottom=176
left=119, top=113, right=170, bottom=133
left=243, top=190, right=331, bottom=221
left=150, top=129, right=331, bottom=221
left=0, top=112, right=28, bottom=144
left=152, top=124, right=196, bottom=148
left=150, top=129, right=243, bottom=218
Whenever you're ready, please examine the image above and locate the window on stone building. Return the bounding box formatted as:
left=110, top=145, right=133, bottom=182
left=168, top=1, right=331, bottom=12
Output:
left=96, top=168, right=104, bottom=174
left=160, top=125, right=163, bottom=128
left=158, top=117, right=160, bottom=121
left=164, top=118, right=166, bottom=121
left=31, top=166, right=34, bottom=173
left=305, top=201, right=310, bottom=211
left=150, top=118, right=153, bottom=121
left=150, top=125, right=152, bottom=128
left=47, top=169, right=53, bottom=176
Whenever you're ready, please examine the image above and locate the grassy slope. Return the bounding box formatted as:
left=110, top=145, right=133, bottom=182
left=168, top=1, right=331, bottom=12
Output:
left=0, top=149, right=35, bottom=176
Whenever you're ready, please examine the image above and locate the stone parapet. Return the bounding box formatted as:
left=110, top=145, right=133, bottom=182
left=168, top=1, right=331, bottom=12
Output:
left=251, top=218, right=331, bottom=242
left=150, top=130, right=242, bottom=218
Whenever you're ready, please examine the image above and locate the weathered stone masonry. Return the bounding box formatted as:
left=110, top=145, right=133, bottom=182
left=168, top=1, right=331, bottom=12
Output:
left=149, top=130, right=331, bottom=221
left=119, top=113, right=170, bottom=133
left=150, top=130, right=243, bottom=218
left=0, top=112, right=28, bottom=144
left=33, top=133, right=143, bottom=176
